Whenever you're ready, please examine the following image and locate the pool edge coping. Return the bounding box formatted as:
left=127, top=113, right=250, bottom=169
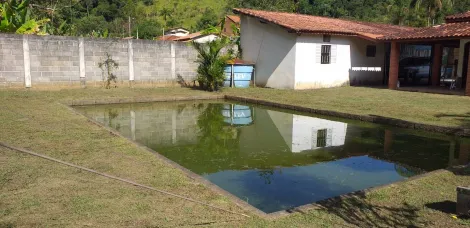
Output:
left=61, top=95, right=456, bottom=220
left=225, top=95, right=470, bottom=137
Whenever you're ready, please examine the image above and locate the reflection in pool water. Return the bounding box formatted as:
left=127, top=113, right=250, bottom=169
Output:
left=77, top=101, right=470, bottom=213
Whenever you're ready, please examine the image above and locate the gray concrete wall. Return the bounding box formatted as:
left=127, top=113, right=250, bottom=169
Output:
left=0, top=34, right=199, bottom=87
left=0, top=34, right=24, bottom=85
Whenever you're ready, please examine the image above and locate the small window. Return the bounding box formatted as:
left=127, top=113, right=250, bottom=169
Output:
left=321, top=45, right=331, bottom=64
left=366, top=45, right=376, bottom=57
left=317, top=129, right=327, bottom=147
left=323, top=35, right=331, bottom=42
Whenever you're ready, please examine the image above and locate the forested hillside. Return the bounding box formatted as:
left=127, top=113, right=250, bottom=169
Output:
left=4, top=0, right=470, bottom=39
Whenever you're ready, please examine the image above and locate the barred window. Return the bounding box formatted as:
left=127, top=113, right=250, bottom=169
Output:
left=321, top=45, right=331, bottom=64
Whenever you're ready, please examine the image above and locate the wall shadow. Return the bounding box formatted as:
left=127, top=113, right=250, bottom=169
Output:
left=316, top=192, right=425, bottom=228
left=425, top=200, right=456, bottom=214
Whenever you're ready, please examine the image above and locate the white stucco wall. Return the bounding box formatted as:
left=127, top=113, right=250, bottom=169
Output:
left=457, top=39, right=470, bottom=78
left=240, top=15, right=297, bottom=89
left=295, top=35, right=385, bottom=89
left=240, top=15, right=385, bottom=90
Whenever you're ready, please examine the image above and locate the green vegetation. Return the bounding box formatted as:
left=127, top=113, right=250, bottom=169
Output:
left=0, top=0, right=49, bottom=34
left=193, top=37, right=233, bottom=91
left=1, top=87, right=470, bottom=227
left=98, top=53, right=119, bottom=89
left=1, top=0, right=468, bottom=39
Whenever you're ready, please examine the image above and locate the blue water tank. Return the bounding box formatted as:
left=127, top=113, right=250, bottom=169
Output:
left=224, top=65, right=254, bottom=88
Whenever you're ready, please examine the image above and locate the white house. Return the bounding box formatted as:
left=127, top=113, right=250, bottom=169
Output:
left=164, top=27, right=190, bottom=37
left=235, top=8, right=470, bottom=93
left=234, top=8, right=414, bottom=89
left=173, top=32, right=219, bottom=43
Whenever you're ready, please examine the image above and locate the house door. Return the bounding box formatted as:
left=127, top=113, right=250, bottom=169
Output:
left=462, top=43, right=470, bottom=89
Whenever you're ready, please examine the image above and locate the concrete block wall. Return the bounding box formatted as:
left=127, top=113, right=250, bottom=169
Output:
left=84, top=38, right=130, bottom=83
left=28, top=35, right=80, bottom=84
left=0, top=34, right=200, bottom=88
left=133, top=39, right=173, bottom=83
left=0, top=34, right=24, bottom=85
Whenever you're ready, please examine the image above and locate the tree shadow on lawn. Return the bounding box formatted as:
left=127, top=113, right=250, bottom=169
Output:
left=314, top=192, right=426, bottom=228
left=435, top=113, right=470, bottom=128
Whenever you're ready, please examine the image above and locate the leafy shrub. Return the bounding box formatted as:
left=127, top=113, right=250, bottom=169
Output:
left=192, top=37, right=233, bottom=92
left=98, top=53, right=119, bottom=89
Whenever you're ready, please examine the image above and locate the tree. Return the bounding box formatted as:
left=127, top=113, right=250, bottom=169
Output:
left=195, top=8, right=218, bottom=31
left=133, top=19, right=161, bottom=39
left=411, top=0, right=453, bottom=26
left=75, top=15, right=108, bottom=36
left=192, top=37, right=233, bottom=91
left=0, top=0, right=49, bottom=34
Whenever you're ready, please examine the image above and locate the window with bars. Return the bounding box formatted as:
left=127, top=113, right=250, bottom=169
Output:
left=321, top=45, right=331, bottom=64
left=317, top=129, right=327, bottom=147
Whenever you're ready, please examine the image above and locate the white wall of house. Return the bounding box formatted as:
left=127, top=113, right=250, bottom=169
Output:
left=295, top=35, right=385, bottom=89
left=457, top=39, right=470, bottom=78
left=240, top=15, right=385, bottom=89
left=193, top=34, right=218, bottom=43
left=240, top=15, right=297, bottom=89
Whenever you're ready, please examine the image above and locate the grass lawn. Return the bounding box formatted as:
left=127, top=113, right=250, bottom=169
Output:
left=225, top=87, right=470, bottom=128
left=1, top=87, right=470, bottom=227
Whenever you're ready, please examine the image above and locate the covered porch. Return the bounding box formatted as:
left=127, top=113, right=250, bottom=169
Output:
left=387, top=39, right=470, bottom=96
left=385, top=12, right=470, bottom=96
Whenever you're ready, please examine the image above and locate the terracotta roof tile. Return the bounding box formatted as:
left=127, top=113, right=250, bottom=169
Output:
left=173, top=32, right=204, bottom=41
left=227, top=15, right=240, bottom=23
left=233, top=8, right=415, bottom=39
left=156, top=35, right=181, bottom=41
left=445, top=11, right=470, bottom=23
left=380, top=22, right=470, bottom=41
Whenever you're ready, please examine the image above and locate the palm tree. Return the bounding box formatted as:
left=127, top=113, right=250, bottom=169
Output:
left=411, top=0, right=453, bottom=26
left=192, top=38, right=233, bottom=91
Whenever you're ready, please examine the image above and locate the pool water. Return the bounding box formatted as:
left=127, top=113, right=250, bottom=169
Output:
left=76, top=101, right=470, bottom=213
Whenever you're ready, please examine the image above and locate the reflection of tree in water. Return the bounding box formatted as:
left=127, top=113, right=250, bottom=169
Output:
left=258, top=169, right=275, bottom=184
left=107, top=109, right=120, bottom=130
left=196, top=104, right=238, bottom=156
left=394, top=164, right=422, bottom=178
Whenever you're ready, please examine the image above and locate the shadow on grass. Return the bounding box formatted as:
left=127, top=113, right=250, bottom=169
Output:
left=315, top=192, right=426, bottom=228
left=435, top=113, right=470, bottom=128
left=425, top=200, right=456, bottom=214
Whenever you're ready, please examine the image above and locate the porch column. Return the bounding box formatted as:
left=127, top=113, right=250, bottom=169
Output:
left=388, top=41, right=400, bottom=89
left=384, top=130, right=394, bottom=154
left=431, top=44, right=443, bottom=86
left=466, top=48, right=470, bottom=96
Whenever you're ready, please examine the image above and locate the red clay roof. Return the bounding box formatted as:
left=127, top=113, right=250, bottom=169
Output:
left=226, top=15, right=240, bottom=24
left=380, top=22, right=470, bottom=41
left=233, top=8, right=415, bottom=40
left=157, top=35, right=181, bottom=41
left=445, top=11, right=470, bottom=23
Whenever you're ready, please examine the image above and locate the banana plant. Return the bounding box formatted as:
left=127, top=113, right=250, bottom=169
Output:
left=0, top=0, right=49, bottom=34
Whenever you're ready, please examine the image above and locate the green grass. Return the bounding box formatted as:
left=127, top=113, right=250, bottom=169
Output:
left=1, top=87, right=470, bottom=227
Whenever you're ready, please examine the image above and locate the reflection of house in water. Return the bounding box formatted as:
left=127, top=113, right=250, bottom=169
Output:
left=266, top=111, right=347, bottom=152
left=80, top=102, right=469, bottom=174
